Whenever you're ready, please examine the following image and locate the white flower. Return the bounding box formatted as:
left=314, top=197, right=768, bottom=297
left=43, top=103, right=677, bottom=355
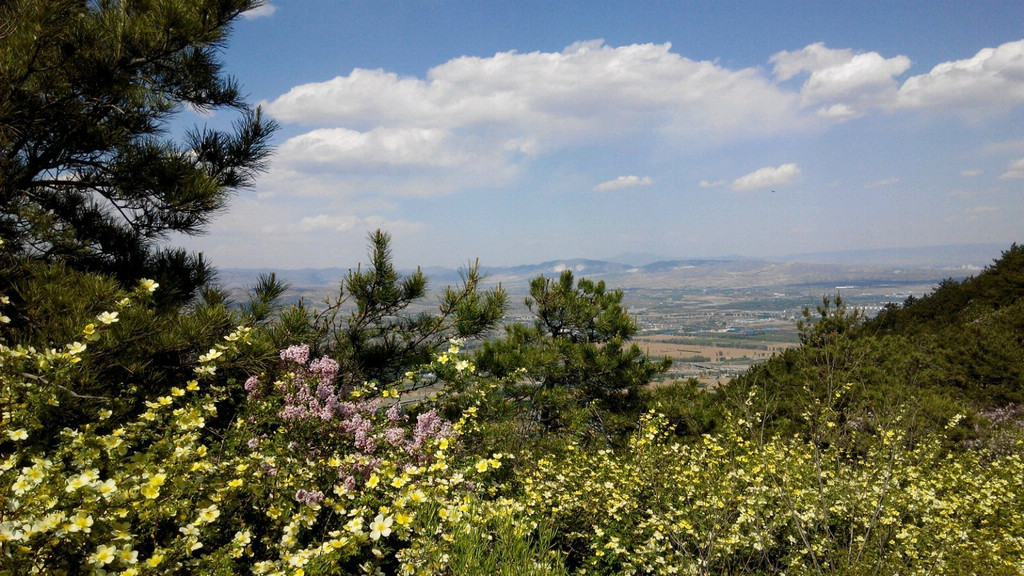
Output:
left=96, top=311, right=119, bottom=325
left=369, top=514, right=393, bottom=540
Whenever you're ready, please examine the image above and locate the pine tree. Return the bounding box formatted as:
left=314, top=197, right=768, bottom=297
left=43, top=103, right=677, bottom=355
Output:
left=477, top=270, right=671, bottom=405
left=0, top=0, right=276, bottom=302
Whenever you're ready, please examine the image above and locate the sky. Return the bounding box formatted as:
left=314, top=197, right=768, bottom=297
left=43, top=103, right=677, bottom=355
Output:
left=175, top=0, right=1024, bottom=270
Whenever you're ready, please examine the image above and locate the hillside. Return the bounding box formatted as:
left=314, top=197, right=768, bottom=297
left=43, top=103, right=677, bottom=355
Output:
left=724, top=243, right=1024, bottom=443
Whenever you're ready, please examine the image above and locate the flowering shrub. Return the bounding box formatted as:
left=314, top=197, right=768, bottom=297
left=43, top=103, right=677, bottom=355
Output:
left=0, top=281, right=536, bottom=574
left=3, top=274, right=1024, bottom=575
left=516, top=412, right=1024, bottom=575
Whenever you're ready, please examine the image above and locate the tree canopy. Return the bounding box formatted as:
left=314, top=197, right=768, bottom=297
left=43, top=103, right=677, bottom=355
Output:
left=0, top=0, right=276, bottom=301
left=477, top=270, right=671, bottom=406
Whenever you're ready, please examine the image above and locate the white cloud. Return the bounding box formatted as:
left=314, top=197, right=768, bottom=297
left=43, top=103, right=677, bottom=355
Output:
left=999, top=157, right=1024, bottom=179
left=277, top=127, right=468, bottom=170
left=770, top=43, right=911, bottom=118
left=266, top=41, right=799, bottom=142
left=732, top=164, right=801, bottom=191
left=864, top=177, right=900, bottom=189
left=241, top=2, right=276, bottom=19
left=256, top=39, right=1024, bottom=207
left=699, top=179, right=728, bottom=188
left=960, top=169, right=983, bottom=177
left=770, top=43, right=857, bottom=82
left=896, top=40, right=1024, bottom=112
left=770, top=40, right=1024, bottom=118
left=284, top=213, right=425, bottom=234
left=263, top=41, right=804, bottom=198
left=593, top=175, right=653, bottom=191
left=961, top=206, right=1000, bottom=221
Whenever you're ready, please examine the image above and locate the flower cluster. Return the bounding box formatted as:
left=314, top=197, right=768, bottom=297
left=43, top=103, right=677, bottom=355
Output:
left=512, top=412, right=1024, bottom=575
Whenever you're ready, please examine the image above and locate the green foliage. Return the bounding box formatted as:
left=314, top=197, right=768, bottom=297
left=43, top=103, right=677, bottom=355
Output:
left=869, top=243, right=1024, bottom=335
left=0, top=0, right=277, bottom=302
left=477, top=270, right=671, bottom=414
left=0, top=252, right=246, bottom=437
left=796, top=293, right=864, bottom=348
left=273, top=231, right=508, bottom=388
left=5, top=249, right=1024, bottom=575
left=728, top=241, right=1024, bottom=446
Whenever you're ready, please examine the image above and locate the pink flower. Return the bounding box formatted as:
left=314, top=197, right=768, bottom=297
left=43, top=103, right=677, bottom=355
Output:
left=280, top=344, right=310, bottom=365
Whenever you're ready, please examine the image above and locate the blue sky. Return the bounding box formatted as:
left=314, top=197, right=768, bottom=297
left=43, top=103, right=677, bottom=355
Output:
left=177, top=0, right=1024, bottom=269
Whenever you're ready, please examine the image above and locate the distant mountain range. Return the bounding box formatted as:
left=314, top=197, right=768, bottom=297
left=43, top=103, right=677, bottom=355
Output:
left=216, top=243, right=1010, bottom=293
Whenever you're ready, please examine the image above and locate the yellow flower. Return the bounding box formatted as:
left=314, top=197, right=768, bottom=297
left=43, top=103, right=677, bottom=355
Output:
left=146, top=552, right=165, bottom=568
left=198, top=348, right=223, bottom=363
left=65, top=471, right=94, bottom=492
left=194, top=365, right=216, bottom=376
left=96, top=311, right=119, bottom=325
left=66, top=341, right=87, bottom=355
left=233, top=530, right=252, bottom=547
left=90, top=544, right=117, bottom=566
left=197, top=505, right=220, bottom=523
left=98, top=478, right=118, bottom=498
left=344, top=517, right=363, bottom=534
left=67, top=513, right=94, bottom=533
left=228, top=478, right=244, bottom=488
left=11, top=476, right=32, bottom=495
left=118, top=546, right=139, bottom=564
left=369, top=514, right=393, bottom=540
left=139, top=278, right=159, bottom=292
left=6, top=429, right=27, bottom=441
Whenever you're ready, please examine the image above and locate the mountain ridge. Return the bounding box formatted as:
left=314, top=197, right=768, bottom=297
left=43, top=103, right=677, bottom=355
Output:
left=214, top=243, right=1006, bottom=292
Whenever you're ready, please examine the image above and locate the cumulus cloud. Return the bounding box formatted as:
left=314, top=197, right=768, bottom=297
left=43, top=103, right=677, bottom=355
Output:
left=732, top=164, right=801, bottom=191
left=896, top=40, right=1024, bottom=112
left=241, top=2, right=276, bottom=18
left=999, top=157, right=1024, bottom=179
left=255, top=38, right=1024, bottom=208
left=277, top=127, right=468, bottom=171
left=770, top=43, right=857, bottom=82
left=266, top=41, right=800, bottom=142
left=263, top=40, right=804, bottom=198
left=593, top=175, right=653, bottom=191
left=770, top=43, right=911, bottom=118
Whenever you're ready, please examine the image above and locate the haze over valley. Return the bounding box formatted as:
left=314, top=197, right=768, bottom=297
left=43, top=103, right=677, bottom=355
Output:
left=219, top=242, right=999, bottom=383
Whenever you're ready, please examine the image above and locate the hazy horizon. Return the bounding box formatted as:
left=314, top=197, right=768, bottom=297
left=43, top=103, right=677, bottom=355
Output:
left=215, top=241, right=1008, bottom=274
